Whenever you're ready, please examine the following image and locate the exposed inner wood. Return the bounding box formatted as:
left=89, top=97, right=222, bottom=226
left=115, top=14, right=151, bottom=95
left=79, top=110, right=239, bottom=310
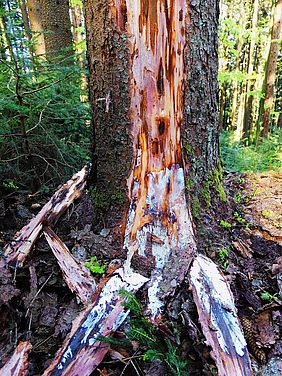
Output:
left=0, top=341, right=32, bottom=376
left=113, top=0, right=197, bottom=318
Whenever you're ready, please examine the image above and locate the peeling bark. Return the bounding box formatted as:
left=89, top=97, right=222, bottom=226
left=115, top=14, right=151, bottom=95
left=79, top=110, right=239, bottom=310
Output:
left=120, top=0, right=196, bottom=319
left=44, top=227, right=96, bottom=305
left=42, top=269, right=148, bottom=375
left=0, top=341, right=32, bottom=376
left=190, top=255, right=252, bottom=376
left=1, top=165, right=90, bottom=267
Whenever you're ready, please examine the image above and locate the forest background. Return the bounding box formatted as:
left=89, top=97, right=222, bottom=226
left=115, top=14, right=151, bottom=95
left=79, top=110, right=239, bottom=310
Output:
left=0, top=0, right=281, bottom=192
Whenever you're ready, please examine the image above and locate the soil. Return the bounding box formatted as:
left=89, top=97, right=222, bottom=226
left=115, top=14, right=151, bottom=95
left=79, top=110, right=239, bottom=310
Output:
left=0, top=171, right=281, bottom=375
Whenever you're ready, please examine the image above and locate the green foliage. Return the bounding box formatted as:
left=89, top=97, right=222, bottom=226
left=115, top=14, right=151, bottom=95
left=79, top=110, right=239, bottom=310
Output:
left=85, top=257, right=106, bottom=275
left=220, top=130, right=282, bottom=173
left=1, top=179, right=19, bottom=191
left=0, top=1, right=91, bottom=190
left=261, top=210, right=274, bottom=218
left=219, top=220, right=232, bottom=229
left=118, top=290, right=189, bottom=376
left=233, top=211, right=247, bottom=226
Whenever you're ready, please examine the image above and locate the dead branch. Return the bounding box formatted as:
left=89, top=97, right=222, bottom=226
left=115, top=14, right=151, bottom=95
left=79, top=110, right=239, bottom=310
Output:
left=0, top=164, right=90, bottom=267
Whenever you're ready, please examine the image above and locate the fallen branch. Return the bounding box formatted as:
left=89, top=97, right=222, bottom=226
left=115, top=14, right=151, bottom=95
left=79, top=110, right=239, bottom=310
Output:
left=0, top=164, right=90, bottom=267
left=0, top=341, right=32, bottom=376
left=42, top=269, right=148, bottom=375
left=190, top=255, right=252, bottom=376
left=44, top=227, right=96, bottom=305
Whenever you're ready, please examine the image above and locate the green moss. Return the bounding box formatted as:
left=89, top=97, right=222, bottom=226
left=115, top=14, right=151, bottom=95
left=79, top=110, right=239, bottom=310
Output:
left=201, top=180, right=211, bottom=207
left=209, top=167, right=227, bottom=203
left=185, top=177, right=193, bottom=191
left=90, top=188, right=126, bottom=211
left=191, top=196, right=201, bottom=219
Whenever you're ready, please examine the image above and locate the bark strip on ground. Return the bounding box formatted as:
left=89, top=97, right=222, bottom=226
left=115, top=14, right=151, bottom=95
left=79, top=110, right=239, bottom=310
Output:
left=190, top=255, right=252, bottom=376
left=44, top=227, right=96, bottom=305
left=1, top=164, right=90, bottom=267
left=42, top=269, right=148, bottom=376
left=0, top=341, right=32, bottom=376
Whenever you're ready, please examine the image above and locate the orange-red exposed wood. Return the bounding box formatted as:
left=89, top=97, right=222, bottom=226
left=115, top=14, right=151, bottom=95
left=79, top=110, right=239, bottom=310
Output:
left=117, top=0, right=197, bottom=318
left=0, top=165, right=90, bottom=267
left=44, top=227, right=96, bottom=305
left=0, top=341, right=32, bottom=376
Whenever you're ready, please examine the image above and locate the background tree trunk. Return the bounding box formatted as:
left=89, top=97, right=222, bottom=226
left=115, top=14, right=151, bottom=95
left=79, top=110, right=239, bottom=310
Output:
left=261, top=0, right=282, bottom=137
left=183, top=0, right=221, bottom=198
left=40, top=0, right=73, bottom=61
left=26, top=0, right=45, bottom=56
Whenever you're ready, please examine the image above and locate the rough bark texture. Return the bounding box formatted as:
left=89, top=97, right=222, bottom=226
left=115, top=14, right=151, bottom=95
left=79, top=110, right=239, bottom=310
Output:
left=26, top=0, right=45, bottom=56
left=40, top=0, right=73, bottom=60
left=84, top=0, right=132, bottom=208
left=183, top=0, right=220, bottom=190
left=261, top=0, right=282, bottom=137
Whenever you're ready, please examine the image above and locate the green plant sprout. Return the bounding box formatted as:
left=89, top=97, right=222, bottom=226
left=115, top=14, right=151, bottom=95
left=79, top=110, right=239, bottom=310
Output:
left=260, top=291, right=278, bottom=301
left=217, top=247, right=229, bottom=270
left=261, top=210, right=274, bottom=218
left=220, top=220, right=232, bottom=229
left=85, top=256, right=106, bottom=275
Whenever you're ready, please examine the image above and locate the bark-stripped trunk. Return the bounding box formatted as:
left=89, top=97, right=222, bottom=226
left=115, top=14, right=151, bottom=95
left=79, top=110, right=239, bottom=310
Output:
left=40, top=0, right=73, bottom=61
left=26, top=0, right=45, bottom=56
left=261, top=0, right=282, bottom=137
left=0, top=341, right=32, bottom=376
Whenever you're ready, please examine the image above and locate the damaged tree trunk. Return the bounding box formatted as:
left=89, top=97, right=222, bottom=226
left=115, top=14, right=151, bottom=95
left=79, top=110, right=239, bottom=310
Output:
left=0, top=341, right=32, bottom=376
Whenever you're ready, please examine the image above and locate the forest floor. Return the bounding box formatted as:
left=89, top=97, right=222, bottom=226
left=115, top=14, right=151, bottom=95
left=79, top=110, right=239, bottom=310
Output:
left=0, top=170, right=281, bottom=375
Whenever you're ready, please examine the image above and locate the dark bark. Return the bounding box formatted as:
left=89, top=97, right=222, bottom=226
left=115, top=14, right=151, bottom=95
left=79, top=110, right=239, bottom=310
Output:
left=183, top=0, right=222, bottom=199
left=84, top=0, right=132, bottom=217
left=40, top=0, right=73, bottom=61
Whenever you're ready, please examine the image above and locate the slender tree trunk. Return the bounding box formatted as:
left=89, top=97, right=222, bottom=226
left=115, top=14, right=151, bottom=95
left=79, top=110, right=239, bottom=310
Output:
left=40, top=0, right=73, bottom=61
left=242, top=0, right=259, bottom=141
left=261, top=0, right=282, bottom=137
left=26, top=0, right=45, bottom=56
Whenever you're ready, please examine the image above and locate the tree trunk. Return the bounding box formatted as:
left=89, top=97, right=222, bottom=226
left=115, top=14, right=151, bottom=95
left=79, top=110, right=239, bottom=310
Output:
left=183, top=0, right=221, bottom=197
left=26, top=0, right=45, bottom=56
left=84, top=0, right=222, bottom=225
left=242, top=0, right=259, bottom=141
left=261, top=0, right=282, bottom=137
left=40, top=0, right=73, bottom=61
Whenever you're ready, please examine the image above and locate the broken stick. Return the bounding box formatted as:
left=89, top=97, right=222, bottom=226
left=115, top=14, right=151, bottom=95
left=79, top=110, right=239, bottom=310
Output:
left=1, top=164, right=90, bottom=267
left=44, top=227, right=96, bottom=305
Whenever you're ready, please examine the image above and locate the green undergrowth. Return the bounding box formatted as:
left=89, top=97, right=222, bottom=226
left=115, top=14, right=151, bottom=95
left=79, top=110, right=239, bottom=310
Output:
left=220, top=129, right=282, bottom=173
left=100, top=290, right=189, bottom=376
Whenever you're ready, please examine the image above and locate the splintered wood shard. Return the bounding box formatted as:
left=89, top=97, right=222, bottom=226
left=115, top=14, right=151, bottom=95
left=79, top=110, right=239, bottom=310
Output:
left=1, top=164, right=90, bottom=267
left=42, top=269, right=148, bottom=376
left=44, top=227, right=96, bottom=305
left=190, top=255, right=252, bottom=376
left=119, top=0, right=196, bottom=318
left=0, top=341, right=32, bottom=376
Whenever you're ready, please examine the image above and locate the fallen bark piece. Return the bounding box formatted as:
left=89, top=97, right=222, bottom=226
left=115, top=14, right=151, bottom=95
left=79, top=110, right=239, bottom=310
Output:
left=0, top=341, right=32, bottom=376
left=190, top=255, right=252, bottom=376
left=1, top=164, right=90, bottom=267
left=43, top=268, right=148, bottom=376
left=44, top=227, right=96, bottom=305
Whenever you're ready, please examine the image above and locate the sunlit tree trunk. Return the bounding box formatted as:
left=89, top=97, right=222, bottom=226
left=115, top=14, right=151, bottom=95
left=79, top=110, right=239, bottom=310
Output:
left=84, top=0, right=221, bottom=226
left=261, top=0, right=282, bottom=137
left=40, top=0, right=73, bottom=61
left=26, top=0, right=45, bottom=56
left=242, top=0, right=259, bottom=141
